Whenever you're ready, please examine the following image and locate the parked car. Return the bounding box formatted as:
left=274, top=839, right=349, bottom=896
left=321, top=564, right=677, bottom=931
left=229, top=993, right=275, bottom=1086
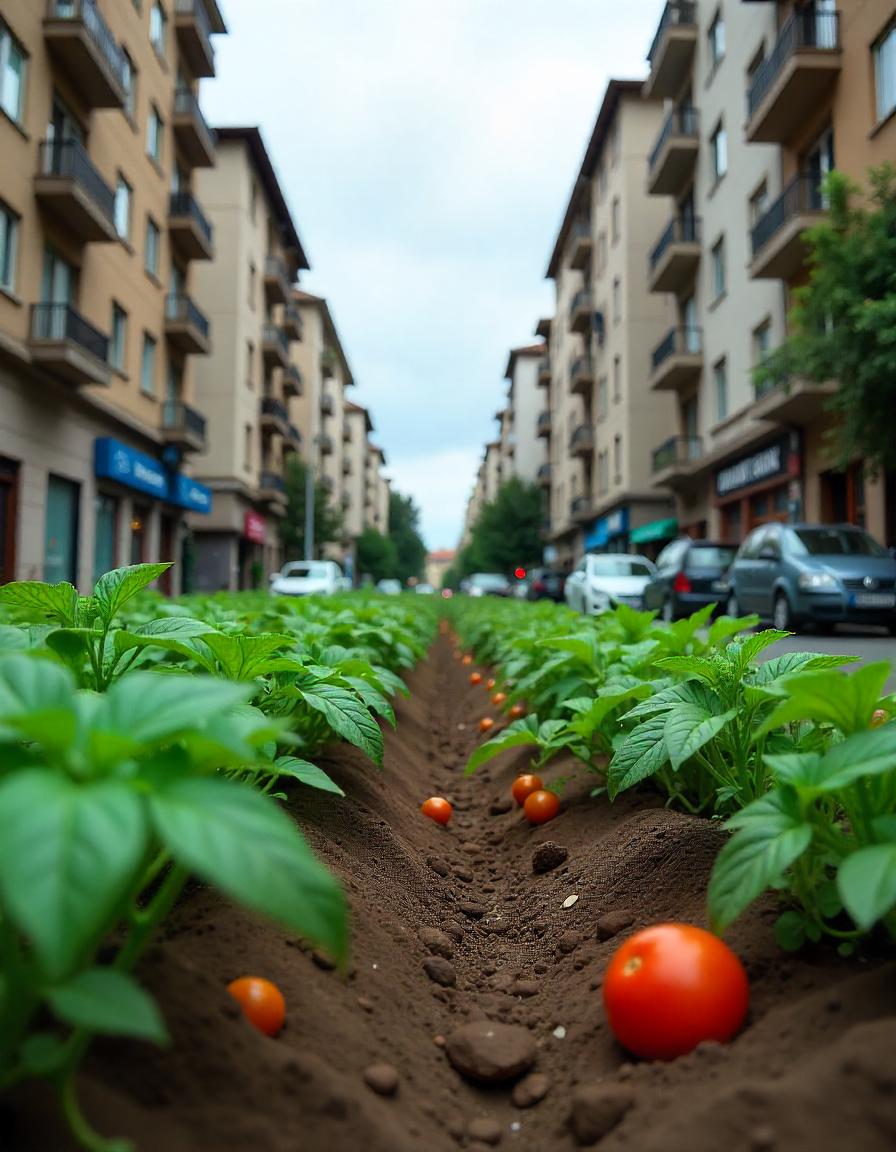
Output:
left=270, top=560, right=344, bottom=597
left=376, top=578, right=402, bottom=595
left=643, top=539, right=738, bottom=622
left=564, top=554, right=657, bottom=615
left=526, top=567, right=566, bottom=603
left=724, top=522, right=896, bottom=633
left=415, top=583, right=435, bottom=595
left=467, top=572, right=511, bottom=597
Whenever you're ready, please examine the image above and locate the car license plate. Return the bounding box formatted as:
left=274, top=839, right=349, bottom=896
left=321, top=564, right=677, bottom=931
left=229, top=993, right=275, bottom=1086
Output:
left=711, top=580, right=727, bottom=592
left=851, top=592, right=896, bottom=608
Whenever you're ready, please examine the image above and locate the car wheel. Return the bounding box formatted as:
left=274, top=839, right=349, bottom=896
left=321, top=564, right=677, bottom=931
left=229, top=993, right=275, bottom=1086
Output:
left=773, top=592, right=794, bottom=632
left=660, top=598, right=675, bottom=624
left=726, top=592, right=739, bottom=617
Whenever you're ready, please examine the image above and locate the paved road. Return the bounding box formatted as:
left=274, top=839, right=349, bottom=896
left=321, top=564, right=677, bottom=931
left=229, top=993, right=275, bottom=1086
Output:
left=760, top=627, right=896, bottom=691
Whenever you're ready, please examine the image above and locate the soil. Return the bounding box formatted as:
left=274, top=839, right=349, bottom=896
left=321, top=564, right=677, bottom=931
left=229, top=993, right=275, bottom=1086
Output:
left=4, top=637, right=896, bottom=1152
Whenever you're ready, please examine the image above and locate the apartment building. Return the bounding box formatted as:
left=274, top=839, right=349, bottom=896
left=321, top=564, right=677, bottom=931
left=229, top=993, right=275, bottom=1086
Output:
left=0, top=0, right=224, bottom=591
left=502, top=343, right=547, bottom=484
left=342, top=400, right=373, bottom=540
left=543, top=79, right=676, bottom=567
left=189, top=126, right=307, bottom=590
left=367, top=444, right=390, bottom=534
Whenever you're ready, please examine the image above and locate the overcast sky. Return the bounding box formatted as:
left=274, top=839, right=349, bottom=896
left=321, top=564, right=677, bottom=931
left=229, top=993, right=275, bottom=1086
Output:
left=204, top=0, right=665, bottom=550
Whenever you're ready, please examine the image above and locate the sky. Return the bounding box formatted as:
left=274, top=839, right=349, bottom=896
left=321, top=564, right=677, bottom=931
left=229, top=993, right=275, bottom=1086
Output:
left=204, top=0, right=666, bottom=550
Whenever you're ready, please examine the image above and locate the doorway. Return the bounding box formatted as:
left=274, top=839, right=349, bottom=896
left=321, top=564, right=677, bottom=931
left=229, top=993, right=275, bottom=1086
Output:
left=0, top=457, right=18, bottom=583
left=45, top=475, right=80, bottom=584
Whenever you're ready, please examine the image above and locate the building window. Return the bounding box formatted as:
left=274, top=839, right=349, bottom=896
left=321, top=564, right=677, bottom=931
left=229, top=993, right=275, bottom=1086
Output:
left=708, top=10, right=725, bottom=72
left=596, top=232, right=607, bottom=276
left=598, top=450, right=609, bottom=495
left=874, top=21, right=896, bottom=122
left=121, top=49, right=136, bottom=121
left=140, top=333, right=157, bottom=396
left=711, top=237, right=726, bottom=301
left=147, top=105, right=163, bottom=164
left=613, top=435, right=622, bottom=483
left=613, top=355, right=621, bottom=402
left=110, top=304, right=128, bottom=371
left=246, top=341, right=254, bottom=388
left=711, top=122, right=727, bottom=183
left=114, top=176, right=131, bottom=240
left=248, top=262, right=256, bottom=308
left=145, top=217, right=160, bottom=277
left=150, top=2, right=167, bottom=59
left=714, top=357, right=728, bottom=421
left=749, top=180, right=769, bottom=226
left=0, top=202, right=19, bottom=293
left=611, top=197, right=620, bottom=243
left=0, top=19, right=26, bottom=125
left=612, top=276, right=621, bottom=324
left=597, top=376, right=608, bottom=420
left=753, top=319, right=771, bottom=365
left=244, top=423, right=252, bottom=470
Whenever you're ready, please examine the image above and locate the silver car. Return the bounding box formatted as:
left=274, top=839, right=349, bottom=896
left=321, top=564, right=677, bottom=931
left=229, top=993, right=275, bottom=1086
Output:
left=564, top=554, right=657, bottom=616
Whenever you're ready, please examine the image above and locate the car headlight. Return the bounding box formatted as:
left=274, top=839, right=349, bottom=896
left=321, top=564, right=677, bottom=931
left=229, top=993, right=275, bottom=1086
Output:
left=591, top=588, right=611, bottom=607
left=797, top=571, right=839, bottom=592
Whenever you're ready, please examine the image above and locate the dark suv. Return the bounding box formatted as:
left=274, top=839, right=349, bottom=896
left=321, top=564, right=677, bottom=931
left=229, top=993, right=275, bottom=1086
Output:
left=526, top=568, right=566, bottom=603
left=643, top=538, right=738, bottom=622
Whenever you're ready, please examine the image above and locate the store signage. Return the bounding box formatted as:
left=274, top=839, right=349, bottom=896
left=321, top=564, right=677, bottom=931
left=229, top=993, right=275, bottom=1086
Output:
left=585, top=507, right=629, bottom=550
left=169, top=472, right=212, bottom=514
left=714, top=436, right=790, bottom=498
left=243, top=510, right=266, bottom=544
left=95, top=438, right=212, bottom=514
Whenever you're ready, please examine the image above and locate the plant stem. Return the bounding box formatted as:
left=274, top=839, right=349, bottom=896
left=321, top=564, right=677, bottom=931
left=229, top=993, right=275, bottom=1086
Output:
left=60, top=1073, right=132, bottom=1152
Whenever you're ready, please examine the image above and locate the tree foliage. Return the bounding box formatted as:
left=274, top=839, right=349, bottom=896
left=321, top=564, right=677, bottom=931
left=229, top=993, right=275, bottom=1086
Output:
left=450, top=477, right=544, bottom=583
left=388, top=491, right=427, bottom=584
left=280, top=457, right=343, bottom=560
left=356, top=528, right=399, bottom=584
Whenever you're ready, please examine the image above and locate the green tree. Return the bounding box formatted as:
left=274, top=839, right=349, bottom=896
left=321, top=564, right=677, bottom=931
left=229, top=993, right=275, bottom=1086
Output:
left=463, top=477, right=543, bottom=575
left=280, top=457, right=343, bottom=560
left=356, top=528, right=398, bottom=583
left=388, top=491, right=427, bottom=584
left=756, top=164, right=896, bottom=474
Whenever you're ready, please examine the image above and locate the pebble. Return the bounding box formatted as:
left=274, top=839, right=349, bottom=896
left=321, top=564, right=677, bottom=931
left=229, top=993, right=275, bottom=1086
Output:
left=563, top=895, right=579, bottom=910
left=423, top=957, right=457, bottom=987
left=467, top=1118, right=503, bottom=1145
left=458, top=901, right=486, bottom=920
left=558, top=930, right=581, bottom=955
left=445, top=1021, right=537, bottom=1084
left=363, top=1063, right=399, bottom=1097
left=455, top=869, right=474, bottom=884
left=531, top=841, right=569, bottom=874
left=428, top=856, right=451, bottom=878
left=750, top=1125, right=777, bottom=1150
left=356, top=996, right=374, bottom=1012
left=596, top=910, right=636, bottom=940
left=568, top=1085, right=634, bottom=1146
left=512, top=1072, right=551, bottom=1109
left=510, top=980, right=540, bottom=998
left=419, top=927, right=455, bottom=960
left=552, top=1025, right=567, bottom=1039
left=434, top=1034, right=446, bottom=1047
left=489, top=796, right=514, bottom=816
left=312, top=950, right=336, bottom=971
left=442, top=920, right=465, bottom=941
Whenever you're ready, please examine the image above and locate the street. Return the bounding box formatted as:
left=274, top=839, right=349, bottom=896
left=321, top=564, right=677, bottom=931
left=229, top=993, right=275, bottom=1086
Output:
left=760, top=627, right=896, bottom=691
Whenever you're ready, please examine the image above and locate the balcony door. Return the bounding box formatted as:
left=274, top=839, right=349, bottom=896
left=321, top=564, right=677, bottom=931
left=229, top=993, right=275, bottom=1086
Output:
left=48, top=93, right=83, bottom=146
left=44, top=475, right=80, bottom=584
left=681, top=295, right=699, bottom=351
left=804, top=127, right=834, bottom=208
left=811, top=1, right=837, bottom=50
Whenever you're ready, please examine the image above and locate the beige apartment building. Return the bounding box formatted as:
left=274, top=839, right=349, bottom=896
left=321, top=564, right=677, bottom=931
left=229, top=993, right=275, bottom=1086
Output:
left=0, top=0, right=225, bottom=592
left=502, top=343, right=547, bottom=484
left=342, top=399, right=373, bottom=540
left=543, top=79, right=676, bottom=567
left=188, top=126, right=307, bottom=590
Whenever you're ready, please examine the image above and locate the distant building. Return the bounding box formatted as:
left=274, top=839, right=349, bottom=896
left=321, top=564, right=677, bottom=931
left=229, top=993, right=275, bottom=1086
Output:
left=426, top=548, right=456, bottom=589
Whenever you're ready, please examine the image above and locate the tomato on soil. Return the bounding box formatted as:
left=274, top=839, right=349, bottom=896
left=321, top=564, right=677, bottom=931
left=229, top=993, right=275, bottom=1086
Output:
left=523, top=789, right=560, bottom=824
left=479, top=716, right=495, bottom=734
left=602, top=923, right=749, bottom=1061
left=421, top=797, right=453, bottom=825
left=227, top=977, right=286, bottom=1037
left=462, top=655, right=473, bottom=666
left=508, top=704, right=525, bottom=719
left=470, top=672, right=482, bottom=685
left=492, top=692, right=507, bottom=707
left=511, top=774, right=543, bottom=806
left=487, top=678, right=496, bottom=690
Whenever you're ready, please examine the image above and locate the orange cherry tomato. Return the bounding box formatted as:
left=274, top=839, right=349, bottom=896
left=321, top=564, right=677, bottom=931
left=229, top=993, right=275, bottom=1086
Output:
left=492, top=692, right=507, bottom=707
left=227, top=977, right=286, bottom=1037
left=523, top=789, right=559, bottom=824
left=487, top=678, right=496, bottom=691
left=509, top=704, right=526, bottom=720
left=871, top=708, right=889, bottom=728
left=462, top=654, right=473, bottom=666
left=479, top=716, right=495, bottom=734
left=470, top=672, right=482, bottom=686
left=511, top=774, right=543, bottom=806
left=421, top=796, right=453, bottom=825
left=603, top=923, right=749, bottom=1061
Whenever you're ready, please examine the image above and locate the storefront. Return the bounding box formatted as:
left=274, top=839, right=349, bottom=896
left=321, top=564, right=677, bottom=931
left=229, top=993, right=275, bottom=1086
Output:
left=191, top=491, right=279, bottom=592
left=240, top=510, right=267, bottom=590
left=585, top=508, right=629, bottom=554
left=629, top=516, right=679, bottom=560
left=713, top=432, right=801, bottom=544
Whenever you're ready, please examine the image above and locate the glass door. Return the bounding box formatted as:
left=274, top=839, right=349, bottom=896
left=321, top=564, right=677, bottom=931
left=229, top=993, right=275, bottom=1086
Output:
left=682, top=295, right=699, bottom=352
left=805, top=127, right=834, bottom=208
left=44, top=475, right=80, bottom=584
left=93, top=493, right=117, bottom=585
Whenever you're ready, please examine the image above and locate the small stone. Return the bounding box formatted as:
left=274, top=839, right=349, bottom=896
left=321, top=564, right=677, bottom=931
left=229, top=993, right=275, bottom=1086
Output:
left=558, top=931, right=581, bottom=955
left=312, top=950, right=336, bottom=971
left=458, top=901, right=486, bottom=920
left=454, top=867, right=474, bottom=883
left=532, top=841, right=569, bottom=874
left=512, top=1072, right=551, bottom=1108
left=596, top=911, right=635, bottom=940
left=510, top=980, right=540, bottom=998
left=468, top=1117, right=503, bottom=1145
left=363, top=1063, right=399, bottom=1097
left=568, top=1085, right=634, bottom=1146
left=356, top=996, right=374, bottom=1012
left=445, top=1021, right=537, bottom=1084
left=552, top=1025, right=567, bottom=1039
left=442, top=920, right=465, bottom=941
left=489, top=796, right=514, bottom=816
left=434, top=1034, right=446, bottom=1047
left=423, top=957, right=457, bottom=987
left=750, top=1125, right=777, bottom=1151
left=427, top=857, right=451, bottom=878
left=419, top=927, right=455, bottom=959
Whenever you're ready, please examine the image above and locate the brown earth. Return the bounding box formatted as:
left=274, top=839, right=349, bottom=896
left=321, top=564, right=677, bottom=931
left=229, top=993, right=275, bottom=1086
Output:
left=4, top=637, right=896, bottom=1151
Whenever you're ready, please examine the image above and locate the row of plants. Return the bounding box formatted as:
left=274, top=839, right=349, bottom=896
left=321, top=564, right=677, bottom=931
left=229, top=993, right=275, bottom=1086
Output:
left=453, top=597, right=896, bottom=954
left=0, top=564, right=435, bottom=1152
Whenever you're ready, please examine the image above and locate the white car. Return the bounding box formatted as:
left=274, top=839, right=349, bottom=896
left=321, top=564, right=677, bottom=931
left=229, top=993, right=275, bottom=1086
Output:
left=415, top=583, right=435, bottom=595
left=270, top=560, right=344, bottom=597
left=377, top=578, right=402, bottom=595
left=564, top=554, right=657, bottom=615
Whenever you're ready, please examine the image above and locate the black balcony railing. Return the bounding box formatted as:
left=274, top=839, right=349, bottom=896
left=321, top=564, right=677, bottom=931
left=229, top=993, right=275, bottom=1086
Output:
left=46, top=0, right=127, bottom=92
left=262, top=323, right=288, bottom=354
left=651, top=326, right=703, bottom=371
left=30, top=303, right=109, bottom=362
left=288, top=423, right=302, bottom=445
left=748, top=10, right=840, bottom=119
left=652, top=435, right=703, bottom=473
left=162, top=400, right=207, bottom=441
left=649, top=214, right=701, bottom=270
left=570, top=355, right=594, bottom=382
left=173, top=84, right=215, bottom=142
left=538, top=463, right=552, bottom=483
left=569, top=288, right=593, bottom=320
left=260, top=470, right=285, bottom=493
left=165, top=294, right=210, bottom=339
left=38, top=138, right=116, bottom=223
left=570, top=424, right=594, bottom=452
left=261, top=395, right=289, bottom=424
left=648, top=105, right=699, bottom=172
left=750, top=173, right=825, bottom=258
left=169, top=191, right=213, bottom=246
left=537, top=410, right=552, bottom=434
left=175, top=0, right=213, bottom=45
left=647, top=0, right=697, bottom=64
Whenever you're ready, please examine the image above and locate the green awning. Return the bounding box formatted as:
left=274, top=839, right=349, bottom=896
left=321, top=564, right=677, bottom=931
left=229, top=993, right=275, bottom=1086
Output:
left=630, top=517, right=678, bottom=545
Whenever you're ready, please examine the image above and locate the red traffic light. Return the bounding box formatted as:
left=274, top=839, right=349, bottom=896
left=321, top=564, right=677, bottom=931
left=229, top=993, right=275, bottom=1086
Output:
left=514, top=567, right=526, bottom=580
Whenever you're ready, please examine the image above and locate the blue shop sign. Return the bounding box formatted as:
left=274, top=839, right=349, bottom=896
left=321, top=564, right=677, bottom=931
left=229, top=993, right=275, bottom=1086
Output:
left=168, top=472, right=212, bottom=514
left=94, top=438, right=211, bottom=514
left=584, top=507, right=629, bottom=551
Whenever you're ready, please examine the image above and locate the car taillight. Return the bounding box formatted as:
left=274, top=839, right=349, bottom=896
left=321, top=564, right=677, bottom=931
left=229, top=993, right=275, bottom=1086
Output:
left=533, top=580, right=546, bottom=593
left=673, top=572, right=692, bottom=594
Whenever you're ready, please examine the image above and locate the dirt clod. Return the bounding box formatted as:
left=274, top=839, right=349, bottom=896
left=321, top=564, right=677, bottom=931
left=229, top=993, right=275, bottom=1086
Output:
left=458, top=901, right=486, bottom=920
left=468, top=1117, right=503, bottom=1145
left=423, top=956, right=457, bottom=987
left=531, top=841, right=569, bottom=873
left=363, top=1064, right=399, bottom=1097
left=568, top=1085, right=635, bottom=1146
left=558, top=931, right=581, bottom=955
left=595, top=910, right=636, bottom=940
left=489, top=796, right=514, bottom=816
left=445, top=1021, right=537, bottom=1084
left=512, top=1073, right=551, bottom=1109
left=419, top=927, right=455, bottom=959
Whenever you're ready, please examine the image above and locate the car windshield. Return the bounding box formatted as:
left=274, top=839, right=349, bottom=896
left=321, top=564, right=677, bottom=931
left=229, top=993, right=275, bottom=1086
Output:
left=788, top=528, right=888, bottom=558
left=590, top=557, right=653, bottom=578
left=686, top=546, right=737, bottom=569
left=281, top=562, right=330, bottom=578
left=470, top=574, right=508, bottom=590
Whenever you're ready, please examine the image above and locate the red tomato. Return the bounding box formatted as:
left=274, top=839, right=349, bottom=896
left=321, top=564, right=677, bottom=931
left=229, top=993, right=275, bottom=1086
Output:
left=421, top=797, right=452, bottom=825
left=470, top=672, right=482, bottom=686
left=227, top=977, right=286, bottom=1037
left=492, top=692, right=507, bottom=707
left=602, top=923, right=749, bottom=1060
left=462, top=654, right=473, bottom=666
left=523, top=789, right=560, bottom=824
left=487, top=678, right=496, bottom=691
left=509, top=704, right=526, bottom=720
left=479, top=716, right=495, bottom=734
left=512, top=774, right=543, bottom=806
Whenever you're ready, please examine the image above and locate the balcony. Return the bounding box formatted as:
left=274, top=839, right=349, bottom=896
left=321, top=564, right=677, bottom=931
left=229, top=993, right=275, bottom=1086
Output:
left=648, top=327, right=703, bottom=393
left=29, top=303, right=110, bottom=387
left=753, top=369, right=837, bottom=424
left=341, top=491, right=351, bottom=511
left=342, top=422, right=351, bottom=443
left=174, top=0, right=217, bottom=79
left=750, top=175, right=826, bottom=281
left=258, top=470, right=287, bottom=509
left=343, top=458, right=352, bottom=476
left=172, top=86, right=216, bottom=168
left=746, top=10, right=841, bottom=145
left=569, top=288, right=593, bottom=335
left=648, top=215, right=701, bottom=294
left=537, top=463, right=552, bottom=489
left=569, top=220, right=593, bottom=271
left=569, top=355, right=595, bottom=397
left=537, top=357, right=551, bottom=387
left=644, top=1, right=698, bottom=101
left=282, top=304, right=303, bottom=342
left=321, top=392, right=334, bottom=417
left=168, top=192, right=214, bottom=261
left=161, top=400, right=207, bottom=454
left=647, top=106, right=699, bottom=197
left=261, top=323, right=289, bottom=369
left=43, top=0, right=127, bottom=110
left=319, top=433, right=334, bottom=456
left=651, top=435, right=704, bottom=485
left=570, top=423, right=595, bottom=458
left=321, top=349, right=336, bottom=379
left=34, top=139, right=117, bottom=244
left=264, top=256, right=291, bottom=305
left=284, top=423, right=302, bottom=452
left=570, top=496, right=592, bottom=523
left=320, top=475, right=335, bottom=494
left=283, top=364, right=303, bottom=398
left=536, top=410, right=552, bottom=439
left=164, top=295, right=211, bottom=355
left=260, top=395, right=290, bottom=437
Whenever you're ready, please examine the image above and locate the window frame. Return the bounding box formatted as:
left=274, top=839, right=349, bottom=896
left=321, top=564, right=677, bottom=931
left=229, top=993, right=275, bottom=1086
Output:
left=0, top=18, right=26, bottom=127
left=150, top=2, right=168, bottom=61
left=114, top=175, right=132, bottom=241
left=874, top=20, right=896, bottom=124
left=145, top=216, right=161, bottom=278
left=710, top=121, right=728, bottom=184
left=0, top=200, right=20, bottom=294
left=110, top=302, right=128, bottom=372
left=140, top=332, right=158, bottom=397
left=713, top=356, right=728, bottom=422
left=711, top=236, right=726, bottom=301
left=147, top=104, right=163, bottom=164
left=708, top=9, right=726, bottom=73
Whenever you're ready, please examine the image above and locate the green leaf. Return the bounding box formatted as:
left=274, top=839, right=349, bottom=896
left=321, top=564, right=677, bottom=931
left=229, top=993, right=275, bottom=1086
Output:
left=272, top=756, right=345, bottom=796
left=752, top=651, right=859, bottom=687
left=733, top=630, right=791, bottom=672
left=465, top=717, right=540, bottom=775
left=756, top=662, right=893, bottom=737
left=837, top=845, right=896, bottom=931
left=607, top=714, right=668, bottom=798
left=0, top=579, right=79, bottom=625
left=808, top=726, right=896, bottom=792
left=47, top=967, right=168, bottom=1044
left=345, top=676, right=396, bottom=729
left=97, top=672, right=253, bottom=747
left=150, top=776, right=347, bottom=962
left=707, top=613, right=760, bottom=648
left=93, top=564, right=172, bottom=625
left=0, top=773, right=148, bottom=981
left=653, top=655, right=717, bottom=684
left=200, top=632, right=294, bottom=679
left=774, top=910, right=808, bottom=952
left=664, top=705, right=737, bottom=771
left=294, top=680, right=384, bottom=765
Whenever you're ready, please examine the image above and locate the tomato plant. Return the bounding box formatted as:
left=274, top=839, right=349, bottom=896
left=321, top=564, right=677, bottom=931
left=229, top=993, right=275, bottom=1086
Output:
left=511, top=774, right=543, bottom=806
left=227, top=977, right=286, bottom=1037
left=421, top=797, right=452, bottom=825
left=523, top=789, right=560, bottom=825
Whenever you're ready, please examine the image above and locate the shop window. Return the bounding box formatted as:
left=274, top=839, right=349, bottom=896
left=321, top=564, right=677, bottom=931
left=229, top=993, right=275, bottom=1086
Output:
left=0, top=456, right=18, bottom=583
left=130, top=505, right=149, bottom=565
left=44, top=475, right=79, bottom=584
left=93, top=493, right=118, bottom=585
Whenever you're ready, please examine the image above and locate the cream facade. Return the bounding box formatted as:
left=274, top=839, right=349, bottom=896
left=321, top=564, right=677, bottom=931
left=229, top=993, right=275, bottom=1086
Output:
left=0, top=0, right=225, bottom=592
left=502, top=344, right=546, bottom=484
left=342, top=400, right=373, bottom=540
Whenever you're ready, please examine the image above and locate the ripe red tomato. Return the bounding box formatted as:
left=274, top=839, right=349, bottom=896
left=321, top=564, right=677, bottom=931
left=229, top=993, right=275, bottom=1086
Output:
left=523, top=789, right=560, bottom=824
left=479, top=716, right=495, bottom=734
left=470, top=672, right=482, bottom=686
left=602, top=923, right=749, bottom=1060
left=227, top=977, right=286, bottom=1037
left=421, top=797, right=452, bottom=825
left=487, top=678, right=496, bottom=691
left=512, top=774, right=543, bottom=806
left=492, top=692, right=507, bottom=707
left=509, top=704, right=526, bottom=720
